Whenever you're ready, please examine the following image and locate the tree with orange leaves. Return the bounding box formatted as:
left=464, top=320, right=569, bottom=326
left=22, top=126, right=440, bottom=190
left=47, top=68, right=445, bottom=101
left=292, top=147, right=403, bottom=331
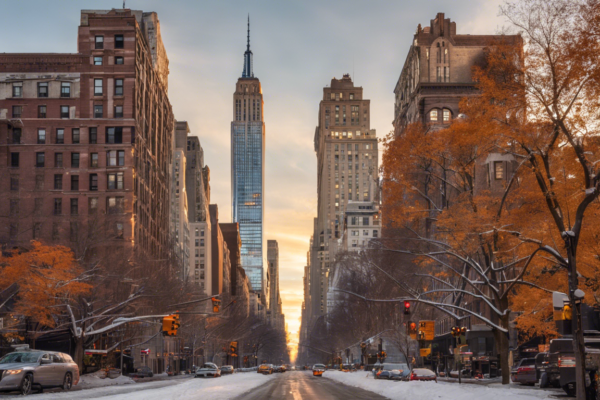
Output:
left=0, top=241, right=92, bottom=328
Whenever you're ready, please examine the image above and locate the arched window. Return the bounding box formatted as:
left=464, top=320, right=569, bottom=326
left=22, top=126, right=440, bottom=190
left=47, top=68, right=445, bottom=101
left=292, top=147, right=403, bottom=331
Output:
left=430, top=109, right=438, bottom=122
left=443, top=109, right=451, bottom=122
left=436, top=43, right=441, bottom=63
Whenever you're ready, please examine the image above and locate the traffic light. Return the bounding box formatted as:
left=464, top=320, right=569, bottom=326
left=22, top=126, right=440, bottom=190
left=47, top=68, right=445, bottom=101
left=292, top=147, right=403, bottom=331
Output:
left=171, top=313, right=180, bottom=336
left=407, top=321, right=418, bottom=340
left=403, top=301, right=411, bottom=315
left=162, top=315, right=174, bottom=336
left=212, top=297, right=221, bottom=313
left=230, top=341, right=238, bottom=356
left=451, top=326, right=460, bottom=337
left=460, top=327, right=467, bottom=335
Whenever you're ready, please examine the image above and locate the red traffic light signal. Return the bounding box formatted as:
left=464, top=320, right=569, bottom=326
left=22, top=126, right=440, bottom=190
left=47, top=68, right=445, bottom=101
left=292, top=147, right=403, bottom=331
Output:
left=403, top=301, right=411, bottom=315
left=212, top=297, right=221, bottom=313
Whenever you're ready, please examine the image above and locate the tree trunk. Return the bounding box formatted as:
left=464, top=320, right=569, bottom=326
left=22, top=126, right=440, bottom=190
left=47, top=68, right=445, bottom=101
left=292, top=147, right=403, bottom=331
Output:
left=567, top=241, right=587, bottom=400
left=494, top=321, right=511, bottom=385
left=74, top=335, right=85, bottom=372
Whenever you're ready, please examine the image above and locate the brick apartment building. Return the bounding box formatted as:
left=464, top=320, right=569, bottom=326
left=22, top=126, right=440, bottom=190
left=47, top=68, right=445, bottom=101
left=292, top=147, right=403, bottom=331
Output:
left=0, top=9, right=174, bottom=260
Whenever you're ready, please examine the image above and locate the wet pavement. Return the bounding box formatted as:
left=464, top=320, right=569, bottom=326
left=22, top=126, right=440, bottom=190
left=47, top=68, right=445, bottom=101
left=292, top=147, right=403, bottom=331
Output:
left=233, top=371, right=389, bottom=400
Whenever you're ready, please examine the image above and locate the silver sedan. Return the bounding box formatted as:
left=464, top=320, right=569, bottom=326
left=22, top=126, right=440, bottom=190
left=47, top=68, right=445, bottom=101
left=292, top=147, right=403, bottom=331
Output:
left=0, top=350, right=80, bottom=395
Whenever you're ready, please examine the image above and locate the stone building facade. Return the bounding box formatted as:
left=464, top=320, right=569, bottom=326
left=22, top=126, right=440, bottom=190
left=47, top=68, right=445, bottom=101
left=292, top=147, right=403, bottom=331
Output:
left=0, top=9, right=174, bottom=261
left=309, top=75, right=378, bottom=321
left=393, top=13, right=521, bottom=134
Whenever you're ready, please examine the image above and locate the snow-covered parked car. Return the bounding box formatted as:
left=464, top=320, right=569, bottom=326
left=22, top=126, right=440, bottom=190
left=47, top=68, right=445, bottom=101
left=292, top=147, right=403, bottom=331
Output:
left=195, top=363, right=221, bottom=378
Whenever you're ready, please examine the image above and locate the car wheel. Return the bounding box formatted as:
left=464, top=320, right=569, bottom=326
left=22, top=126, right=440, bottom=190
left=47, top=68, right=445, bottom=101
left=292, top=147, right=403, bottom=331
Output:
left=62, top=372, right=73, bottom=391
left=20, top=374, right=33, bottom=396
left=539, top=373, right=549, bottom=388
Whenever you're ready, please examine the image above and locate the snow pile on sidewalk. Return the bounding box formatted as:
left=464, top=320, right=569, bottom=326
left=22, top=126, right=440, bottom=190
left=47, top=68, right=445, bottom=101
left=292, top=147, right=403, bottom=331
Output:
left=78, top=370, right=135, bottom=388
left=30, top=371, right=276, bottom=400
left=324, top=371, right=556, bottom=400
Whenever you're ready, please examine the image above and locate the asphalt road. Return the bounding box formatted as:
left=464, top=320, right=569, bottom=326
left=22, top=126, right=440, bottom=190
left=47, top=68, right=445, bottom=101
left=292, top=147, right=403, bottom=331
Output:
left=233, top=371, right=389, bottom=400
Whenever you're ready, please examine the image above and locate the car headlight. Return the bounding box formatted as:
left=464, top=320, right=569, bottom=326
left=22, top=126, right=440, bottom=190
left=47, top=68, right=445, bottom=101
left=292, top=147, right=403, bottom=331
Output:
left=4, top=369, right=23, bottom=375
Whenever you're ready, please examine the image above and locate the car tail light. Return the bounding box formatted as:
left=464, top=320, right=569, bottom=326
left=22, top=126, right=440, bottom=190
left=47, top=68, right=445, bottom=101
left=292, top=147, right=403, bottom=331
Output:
left=559, top=356, right=576, bottom=367
left=410, top=373, right=416, bottom=380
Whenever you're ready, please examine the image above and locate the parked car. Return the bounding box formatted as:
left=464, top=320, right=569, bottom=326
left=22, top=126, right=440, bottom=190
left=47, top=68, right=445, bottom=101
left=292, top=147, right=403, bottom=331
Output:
left=130, top=366, right=154, bottom=378
left=409, top=368, right=437, bottom=382
left=375, top=370, right=402, bottom=380
left=0, top=348, right=80, bottom=395
left=550, top=337, right=600, bottom=396
left=511, top=358, right=537, bottom=385
left=195, top=363, right=221, bottom=378
left=381, top=363, right=410, bottom=380
left=535, top=351, right=560, bottom=388
left=220, top=365, right=234, bottom=375
left=258, top=364, right=274, bottom=374
left=274, top=365, right=286, bottom=373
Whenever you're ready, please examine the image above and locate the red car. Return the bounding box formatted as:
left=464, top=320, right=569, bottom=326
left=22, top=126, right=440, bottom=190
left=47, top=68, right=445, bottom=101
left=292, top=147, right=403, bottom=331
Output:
left=409, top=368, right=437, bottom=382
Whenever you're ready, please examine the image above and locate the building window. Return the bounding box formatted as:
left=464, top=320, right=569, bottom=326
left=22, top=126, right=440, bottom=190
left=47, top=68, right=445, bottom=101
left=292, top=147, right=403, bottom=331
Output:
left=60, top=106, right=69, bottom=119
left=106, top=127, right=123, bottom=144
left=89, top=174, right=98, bottom=191
left=12, top=82, right=22, bottom=98
left=71, top=153, right=80, bottom=168
left=108, top=172, right=124, bottom=190
left=37, top=105, right=46, bottom=118
left=90, top=153, right=98, bottom=168
left=35, top=175, right=44, bottom=190
left=72, top=128, right=80, bottom=144
left=56, top=128, right=64, bottom=144
left=200, top=230, right=204, bottom=237
left=54, top=174, right=63, bottom=190
left=54, top=198, right=62, bottom=215
left=33, top=223, right=42, bottom=239
left=61, top=82, right=71, bottom=98
left=114, top=79, right=124, bottom=96
left=36, top=152, right=45, bottom=167
left=95, top=36, right=104, bottom=49
left=107, top=150, right=125, bottom=166
left=349, top=93, right=354, bottom=100
left=94, top=56, right=103, bottom=65
left=114, top=34, right=124, bottom=49
left=430, top=109, right=438, bottom=122
left=9, top=200, right=19, bottom=217
left=71, top=175, right=79, bottom=191
left=70, top=222, right=78, bottom=242
left=94, top=79, right=103, bottom=96
left=89, top=197, right=98, bottom=214
left=70, top=198, right=78, bottom=215
left=114, top=105, right=123, bottom=118
left=107, top=196, right=124, bottom=214
left=10, top=176, right=19, bottom=191
left=116, top=222, right=124, bottom=239
left=363, top=217, right=369, bottom=226
left=195, top=239, right=199, bottom=247
left=373, top=230, right=378, bottom=238
left=55, top=153, right=63, bottom=168
left=38, top=129, right=46, bottom=144
left=89, top=127, right=98, bottom=144
left=34, top=198, right=43, bottom=215
left=443, top=109, right=451, bottom=122
left=11, top=128, right=21, bottom=144
left=52, top=223, right=59, bottom=241
left=38, top=82, right=48, bottom=98
left=94, top=105, right=103, bottom=118
left=494, top=161, right=504, bottom=180
left=10, top=152, right=19, bottom=168
left=12, top=106, right=22, bottom=118
left=115, top=56, right=124, bottom=65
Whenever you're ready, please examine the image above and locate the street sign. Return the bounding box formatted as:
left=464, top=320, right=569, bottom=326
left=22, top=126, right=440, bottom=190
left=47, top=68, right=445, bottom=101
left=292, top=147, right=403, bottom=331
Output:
left=419, top=320, right=435, bottom=341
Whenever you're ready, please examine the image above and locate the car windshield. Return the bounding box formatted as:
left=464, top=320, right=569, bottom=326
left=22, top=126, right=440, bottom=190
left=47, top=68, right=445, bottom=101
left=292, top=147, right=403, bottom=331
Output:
left=520, top=359, right=535, bottom=366
left=0, top=352, right=41, bottom=364
left=314, top=364, right=326, bottom=369
left=383, top=363, right=409, bottom=371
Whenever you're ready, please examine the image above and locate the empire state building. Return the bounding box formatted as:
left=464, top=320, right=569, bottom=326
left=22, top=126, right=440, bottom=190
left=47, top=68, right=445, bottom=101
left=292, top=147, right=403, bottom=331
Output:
left=231, top=17, right=265, bottom=291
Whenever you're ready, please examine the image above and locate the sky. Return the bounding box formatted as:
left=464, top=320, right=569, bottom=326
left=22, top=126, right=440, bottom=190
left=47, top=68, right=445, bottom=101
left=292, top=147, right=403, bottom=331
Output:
left=1, top=0, right=510, bottom=361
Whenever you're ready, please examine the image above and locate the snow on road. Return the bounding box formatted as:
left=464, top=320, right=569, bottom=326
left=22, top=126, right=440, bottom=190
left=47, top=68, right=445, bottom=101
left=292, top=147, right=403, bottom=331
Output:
left=324, top=371, right=558, bottom=400
left=4, top=373, right=276, bottom=400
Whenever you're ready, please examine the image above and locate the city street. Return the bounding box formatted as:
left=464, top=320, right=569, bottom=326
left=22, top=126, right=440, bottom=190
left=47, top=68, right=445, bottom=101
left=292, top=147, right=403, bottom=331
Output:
left=232, top=371, right=388, bottom=400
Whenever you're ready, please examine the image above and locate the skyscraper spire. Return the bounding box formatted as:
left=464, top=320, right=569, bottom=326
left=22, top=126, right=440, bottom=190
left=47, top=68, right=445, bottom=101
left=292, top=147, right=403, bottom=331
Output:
left=242, top=14, right=254, bottom=78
